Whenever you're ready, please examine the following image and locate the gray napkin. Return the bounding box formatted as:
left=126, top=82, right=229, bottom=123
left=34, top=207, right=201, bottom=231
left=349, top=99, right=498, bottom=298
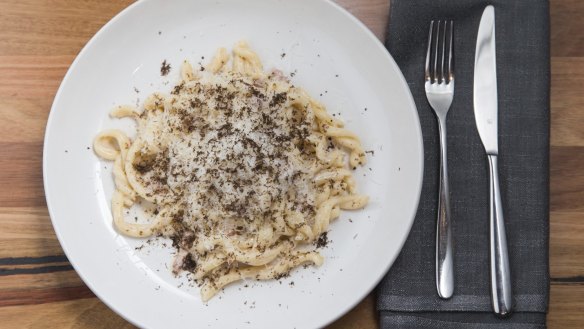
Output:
left=377, top=0, right=550, bottom=328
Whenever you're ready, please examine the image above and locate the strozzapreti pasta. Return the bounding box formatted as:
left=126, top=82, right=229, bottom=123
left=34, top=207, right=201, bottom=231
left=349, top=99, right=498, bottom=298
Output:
left=94, top=42, right=368, bottom=301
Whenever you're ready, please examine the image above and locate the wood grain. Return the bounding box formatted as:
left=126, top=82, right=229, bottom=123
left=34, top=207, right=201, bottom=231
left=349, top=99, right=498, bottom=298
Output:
left=550, top=0, right=584, bottom=57
left=550, top=147, right=584, bottom=212
left=550, top=212, right=584, bottom=277
left=548, top=285, right=584, bottom=328
left=0, top=0, right=134, bottom=56
left=0, top=299, right=134, bottom=329
left=0, top=143, right=46, bottom=207
left=550, top=58, right=584, bottom=147
left=333, top=0, right=389, bottom=40
left=0, top=0, right=581, bottom=328
left=0, top=207, right=58, bottom=258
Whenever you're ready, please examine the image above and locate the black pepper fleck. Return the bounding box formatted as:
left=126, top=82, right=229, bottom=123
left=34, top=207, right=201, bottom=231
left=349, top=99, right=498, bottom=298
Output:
left=315, top=232, right=329, bottom=248
left=161, top=60, right=171, bottom=76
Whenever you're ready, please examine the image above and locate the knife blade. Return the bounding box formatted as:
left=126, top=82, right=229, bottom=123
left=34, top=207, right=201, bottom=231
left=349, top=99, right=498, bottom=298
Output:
left=473, top=5, right=513, bottom=317
left=474, top=6, right=498, bottom=155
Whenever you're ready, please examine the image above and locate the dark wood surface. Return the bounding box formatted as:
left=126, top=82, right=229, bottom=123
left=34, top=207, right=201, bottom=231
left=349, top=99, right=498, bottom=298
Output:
left=0, top=0, right=581, bottom=328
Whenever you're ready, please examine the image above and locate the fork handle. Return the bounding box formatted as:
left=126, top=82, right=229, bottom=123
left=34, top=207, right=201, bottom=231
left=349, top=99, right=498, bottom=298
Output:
left=436, top=118, right=454, bottom=299
left=487, top=154, right=513, bottom=316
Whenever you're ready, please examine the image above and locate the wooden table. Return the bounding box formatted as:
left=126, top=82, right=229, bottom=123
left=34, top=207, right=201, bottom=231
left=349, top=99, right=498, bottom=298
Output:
left=0, top=0, right=581, bottom=328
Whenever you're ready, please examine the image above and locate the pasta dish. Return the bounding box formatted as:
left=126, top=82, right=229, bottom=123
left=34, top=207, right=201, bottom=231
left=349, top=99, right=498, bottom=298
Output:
left=93, top=42, right=368, bottom=301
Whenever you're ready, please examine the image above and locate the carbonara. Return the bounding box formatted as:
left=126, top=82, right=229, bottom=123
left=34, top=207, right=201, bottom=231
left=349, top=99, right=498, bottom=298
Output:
left=94, top=42, right=368, bottom=301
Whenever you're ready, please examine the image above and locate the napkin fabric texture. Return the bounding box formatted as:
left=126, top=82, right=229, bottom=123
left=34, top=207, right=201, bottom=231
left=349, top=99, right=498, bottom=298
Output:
left=377, top=0, right=550, bottom=328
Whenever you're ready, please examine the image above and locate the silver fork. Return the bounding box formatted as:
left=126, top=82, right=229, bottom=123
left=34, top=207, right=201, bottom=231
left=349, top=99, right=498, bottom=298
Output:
left=425, top=20, right=455, bottom=299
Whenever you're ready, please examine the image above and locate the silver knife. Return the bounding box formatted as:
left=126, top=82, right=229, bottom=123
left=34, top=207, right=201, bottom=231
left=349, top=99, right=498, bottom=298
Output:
left=473, top=5, right=513, bottom=316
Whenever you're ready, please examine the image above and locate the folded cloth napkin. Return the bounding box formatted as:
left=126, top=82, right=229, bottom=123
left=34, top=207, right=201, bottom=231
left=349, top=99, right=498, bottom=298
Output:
left=376, top=0, right=550, bottom=328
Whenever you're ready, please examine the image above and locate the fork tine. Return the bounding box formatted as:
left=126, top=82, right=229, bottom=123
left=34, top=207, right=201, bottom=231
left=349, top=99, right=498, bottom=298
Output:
left=448, top=21, right=454, bottom=82
left=433, top=20, right=440, bottom=83
left=440, top=21, right=447, bottom=83
left=425, top=21, right=434, bottom=82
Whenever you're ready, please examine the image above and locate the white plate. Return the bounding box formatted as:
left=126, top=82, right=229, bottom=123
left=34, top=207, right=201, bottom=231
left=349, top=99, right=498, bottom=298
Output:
left=43, top=0, right=423, bottom=328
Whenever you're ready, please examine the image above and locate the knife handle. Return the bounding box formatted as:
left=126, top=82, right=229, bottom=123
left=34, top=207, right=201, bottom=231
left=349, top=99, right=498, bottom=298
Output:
left=436, top=119, right=454, bottom=299
left=487, top=154, right=513, bottom=316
